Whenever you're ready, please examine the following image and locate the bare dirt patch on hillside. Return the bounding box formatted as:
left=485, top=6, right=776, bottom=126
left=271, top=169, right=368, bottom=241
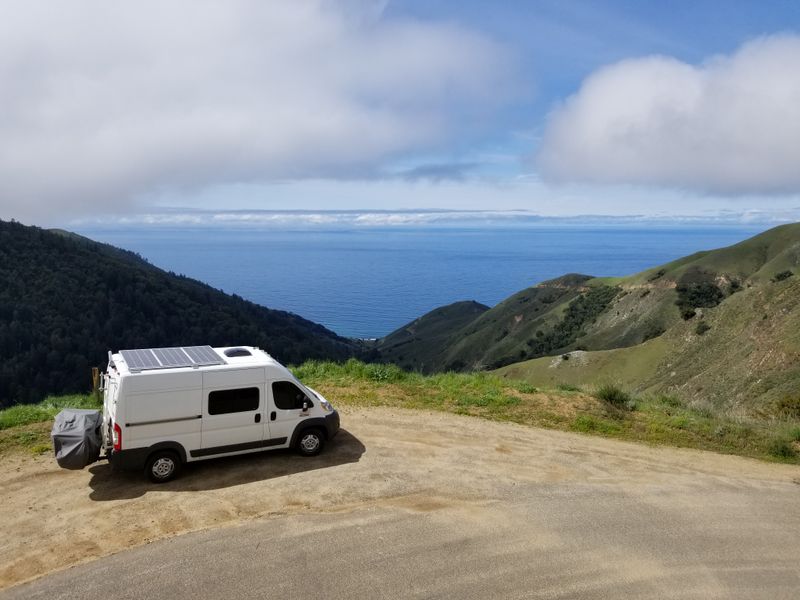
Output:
left=2, top=407, right=799, bottom=592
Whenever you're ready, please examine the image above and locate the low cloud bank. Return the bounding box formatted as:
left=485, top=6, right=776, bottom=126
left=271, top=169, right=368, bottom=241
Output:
left=538, top=35, right=800, bottom=195
left=0, top=1, right=510, bottom=221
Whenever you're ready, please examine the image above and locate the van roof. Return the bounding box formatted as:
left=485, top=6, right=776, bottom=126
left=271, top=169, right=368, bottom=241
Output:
left=111, top=346, right=280, bottom=375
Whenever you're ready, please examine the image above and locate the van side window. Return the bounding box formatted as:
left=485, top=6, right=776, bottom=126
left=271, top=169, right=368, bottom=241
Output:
left=272, top=381, right=312, bottom=410
left=208, top=387, right=259, bottom=415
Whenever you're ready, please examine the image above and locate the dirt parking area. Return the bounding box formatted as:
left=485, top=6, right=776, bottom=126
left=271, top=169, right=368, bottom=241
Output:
left=2, top=407, right=800, bottom=595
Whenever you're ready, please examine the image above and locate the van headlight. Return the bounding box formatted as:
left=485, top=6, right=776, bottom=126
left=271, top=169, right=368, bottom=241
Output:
left=308, top=386, right=334, bottom=412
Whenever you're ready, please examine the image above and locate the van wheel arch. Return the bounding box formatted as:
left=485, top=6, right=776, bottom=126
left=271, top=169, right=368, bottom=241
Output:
left=290, top=418, right=329, bottom=448
left=148, top=441, right=188, bottom=463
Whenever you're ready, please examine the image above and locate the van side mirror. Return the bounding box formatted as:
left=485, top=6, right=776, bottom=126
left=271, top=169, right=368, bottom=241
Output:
left=302, top=400, right=309, bottom=411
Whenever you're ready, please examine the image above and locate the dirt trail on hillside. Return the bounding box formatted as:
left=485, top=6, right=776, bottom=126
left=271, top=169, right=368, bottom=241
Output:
left=2, top=407, right=799, bottom=591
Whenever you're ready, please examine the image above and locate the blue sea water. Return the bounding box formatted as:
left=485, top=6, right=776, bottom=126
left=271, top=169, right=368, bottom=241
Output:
left=77, top=225, right=767, bottom=339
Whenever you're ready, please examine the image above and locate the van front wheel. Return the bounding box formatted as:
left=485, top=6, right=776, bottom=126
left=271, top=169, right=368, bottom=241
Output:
left=145, top=450, right=181, bottom=483
left=296, top=429, right=324, bottom=457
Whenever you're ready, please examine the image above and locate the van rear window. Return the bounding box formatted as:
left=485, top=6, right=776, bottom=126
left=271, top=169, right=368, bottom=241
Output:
left=208, top=387, right=259, bottom=415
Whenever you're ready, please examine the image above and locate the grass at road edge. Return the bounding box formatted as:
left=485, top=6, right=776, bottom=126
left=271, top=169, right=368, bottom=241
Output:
left=1, top=360, right=798, bottom=464
left=295, top=360, right=800, bottom=464
left=0, top=394, right=99, bottom=455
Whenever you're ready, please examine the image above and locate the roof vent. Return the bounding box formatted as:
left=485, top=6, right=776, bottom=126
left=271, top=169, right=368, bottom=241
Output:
left=224, top=347, right=252, bottom=358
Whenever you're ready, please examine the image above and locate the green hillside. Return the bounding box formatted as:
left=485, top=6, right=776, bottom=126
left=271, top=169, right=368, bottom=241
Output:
left=374, top=223, right=800, bottom=414
left=498, top=273, right=800, bottom=417
left=374, top=274, right=595, bottom=372
left=0, top=220, right=360, bottom=407
left=369, top=300, right=489, bottom=370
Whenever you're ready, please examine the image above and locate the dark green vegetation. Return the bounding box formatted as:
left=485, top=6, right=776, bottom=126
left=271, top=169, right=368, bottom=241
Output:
left=772, top=269, right=794, bottom=282
left=675, top=278, right=724, bottom=320
left=0, top=219, right=359, bottom=407
left=522, top=285, right=619, bottom=364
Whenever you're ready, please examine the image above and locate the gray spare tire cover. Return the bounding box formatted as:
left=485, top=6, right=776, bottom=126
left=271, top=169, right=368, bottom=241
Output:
left=51, top=409, right=102, bottom=470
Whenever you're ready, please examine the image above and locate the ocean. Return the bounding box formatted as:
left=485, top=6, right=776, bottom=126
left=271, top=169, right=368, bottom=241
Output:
left=77, top=225, right=767, bottom=339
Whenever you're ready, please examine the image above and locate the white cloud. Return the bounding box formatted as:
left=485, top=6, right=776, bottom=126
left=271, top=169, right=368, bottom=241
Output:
left=0, top=0, right=511, bottom=221
left=537, top=34, right=800, bottom=195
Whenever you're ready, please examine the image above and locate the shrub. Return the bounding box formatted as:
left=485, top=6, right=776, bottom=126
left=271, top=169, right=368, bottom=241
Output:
left=642, top=321, right=666, bottom=341
left=657, top=395, right=683, bottom=409
left=695, top=321, right=711, bottom=335
left=776, top=396, right=800, bottom=419
left=595, top=383, right=635, bottom=410
left=571, top=414, right=622, bottom=435
left=676, top=278, right=723, bottom=320
left=556, top=382, right=581, bottom=392
left=561, top=354, right=570, bottom=361
left=514, top=382, right=538, bottom=394
left=772, top=270, right=794, bottom=282
left=768, top=437, right=796, bottom=459
left=524, top=286, right=619, bottom=360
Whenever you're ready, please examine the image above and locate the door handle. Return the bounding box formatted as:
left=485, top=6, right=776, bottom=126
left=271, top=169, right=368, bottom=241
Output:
left=255, top=413, right=261, bottom=423
left=270, top=411, right=276, bottom=421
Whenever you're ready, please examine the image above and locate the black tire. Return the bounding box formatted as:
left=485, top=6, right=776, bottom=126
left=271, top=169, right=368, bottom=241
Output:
left=296, top=428, right=325, bottom=457
left=145, top=450, right=181, bottom=483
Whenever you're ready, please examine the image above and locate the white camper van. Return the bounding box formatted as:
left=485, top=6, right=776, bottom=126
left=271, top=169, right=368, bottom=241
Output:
left=98, top=345, right=339, bottom=482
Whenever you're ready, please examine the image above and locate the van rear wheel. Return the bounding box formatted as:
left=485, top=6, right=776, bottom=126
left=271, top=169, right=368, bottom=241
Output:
left=145, top=450, right=181, bottom=483
left=296, top=429, right=324, bottom=457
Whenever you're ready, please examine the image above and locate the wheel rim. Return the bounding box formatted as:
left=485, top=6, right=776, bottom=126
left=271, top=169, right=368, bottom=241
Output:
left=300, top=434, right=320, bottom=453
left=152, top=457, right=175, bottom=479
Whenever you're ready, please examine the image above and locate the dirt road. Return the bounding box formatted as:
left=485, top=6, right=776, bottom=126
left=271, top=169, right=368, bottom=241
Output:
left=2, top=407, right=799, bottom=598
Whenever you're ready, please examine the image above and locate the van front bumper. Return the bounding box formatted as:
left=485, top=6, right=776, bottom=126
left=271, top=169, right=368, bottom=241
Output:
left=325, top=410, right=340, bottom=439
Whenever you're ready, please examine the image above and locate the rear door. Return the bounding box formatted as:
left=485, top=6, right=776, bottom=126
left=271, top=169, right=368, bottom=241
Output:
left=200, top=369, right=264, bottom=455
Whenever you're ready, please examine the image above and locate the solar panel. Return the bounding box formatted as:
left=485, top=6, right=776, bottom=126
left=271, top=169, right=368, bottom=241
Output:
left=121, top=348, right=161, bottom=371
left=152, top=347, right=192, bottom=368
left=183, top=345, right=226, bottom=366
left=120, top=345, right=225, bottom=372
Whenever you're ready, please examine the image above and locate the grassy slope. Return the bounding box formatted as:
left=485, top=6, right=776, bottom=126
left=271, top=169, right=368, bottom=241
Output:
left=376, top=274, right=591, bottom=372
left=498, top=275, right=800, bottom=416
left=5, top=360, right=798, bottom=464
left=373, top=300, right=489, bottom=371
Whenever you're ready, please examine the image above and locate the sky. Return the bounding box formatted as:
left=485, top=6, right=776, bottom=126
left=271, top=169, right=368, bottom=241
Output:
left=1, top=0, right=800, bottom=226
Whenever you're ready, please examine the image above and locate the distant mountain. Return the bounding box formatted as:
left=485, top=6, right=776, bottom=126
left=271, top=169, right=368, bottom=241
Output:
left=370, top=300, right=489, bottom=370
left=0, top=220, right=360, bottom=407
left=374, top=223, right=800, bottom=415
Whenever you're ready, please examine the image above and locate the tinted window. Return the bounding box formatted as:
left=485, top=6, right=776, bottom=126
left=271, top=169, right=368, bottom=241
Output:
left=208, top=387, right=259, bottom=415
left=272, top=381, right=312, bottom=410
